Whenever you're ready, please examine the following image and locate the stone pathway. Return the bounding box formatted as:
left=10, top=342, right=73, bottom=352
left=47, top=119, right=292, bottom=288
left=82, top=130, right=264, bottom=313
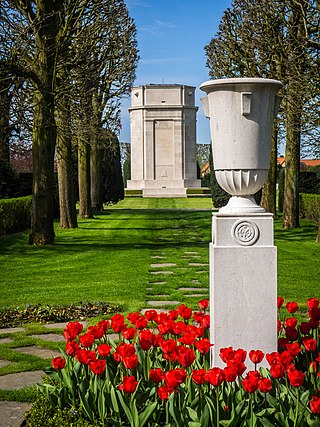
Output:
left=0, top=322, right=73, bottom=426
left=0, top=245, right=209, bottom=426
left=146, top=248, right=209, bottom=311
left=0, top=401, right=32, bottom=427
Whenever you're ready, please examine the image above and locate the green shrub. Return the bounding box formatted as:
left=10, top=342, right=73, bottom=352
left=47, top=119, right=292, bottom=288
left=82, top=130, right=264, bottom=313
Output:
left=300, top=171, right=320, bottom=195
left=25, top=394, right=98, bottom=427
left=300, top=193, right=320, bottom=243
left=300, top=193, right=320, bottom=221
left=0, top=195, right=32, bottom=235
left=278, top=167, right=285, bottom=212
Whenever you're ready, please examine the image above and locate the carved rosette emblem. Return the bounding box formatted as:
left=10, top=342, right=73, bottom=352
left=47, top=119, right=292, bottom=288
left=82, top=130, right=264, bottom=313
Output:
left=231, top=220, right=259, bottom=246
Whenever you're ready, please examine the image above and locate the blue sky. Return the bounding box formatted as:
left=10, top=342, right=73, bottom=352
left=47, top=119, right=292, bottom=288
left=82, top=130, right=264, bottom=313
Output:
left=119, top=0, right=232, bottom=145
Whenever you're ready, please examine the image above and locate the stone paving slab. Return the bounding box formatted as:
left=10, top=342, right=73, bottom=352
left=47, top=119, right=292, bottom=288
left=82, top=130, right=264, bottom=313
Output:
left=184, top=251, right=199, bottom=254
left=178, top=287, right=207, bottom=292
left=185, top=294, right=207, bottom=298
left=0, top=360, right=12, bottom=368
left=14, top=346, right=61, bottom=359
left=150, top=263, right=176, bottom=268
left=43, top=321, right=88, bottom=329
left=147, top=301, right=180, bottom=307
left=31, top=333, right=65, bottom=342
left=0, top=370, right=44, bottom=390
left=188, top=263, right=209, bottom=267
left=150, top=281, right=167, bottom=285
left=150, top=271, right=173, bottom=275
left=150, top=256, right=166, bottom=259
left=191, top=279, right=201, bottom=284
left=0, top=338, right=13, bottom=344
left=0, top=327, right=24, bottom=334
left=0, top=401, right=31, bottom=427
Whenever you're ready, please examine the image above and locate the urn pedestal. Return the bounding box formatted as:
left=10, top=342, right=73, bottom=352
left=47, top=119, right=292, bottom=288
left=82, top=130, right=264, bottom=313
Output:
left=200, top=78, right=282, bottom=369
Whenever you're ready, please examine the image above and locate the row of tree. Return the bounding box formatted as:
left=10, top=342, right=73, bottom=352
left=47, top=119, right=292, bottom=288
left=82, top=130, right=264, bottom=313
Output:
left=205, top=0, right=319, bottom=228
left=0, top=0, right=138, bottom=245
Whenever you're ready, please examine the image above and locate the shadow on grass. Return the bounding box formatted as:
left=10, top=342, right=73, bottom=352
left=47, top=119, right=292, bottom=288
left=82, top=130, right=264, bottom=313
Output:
left=274, top=222, right=318, bottom=242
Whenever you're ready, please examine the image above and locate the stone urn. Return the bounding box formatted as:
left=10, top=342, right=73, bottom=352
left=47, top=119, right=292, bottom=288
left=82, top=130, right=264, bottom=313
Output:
left=200, top=78, right=282, bottom=213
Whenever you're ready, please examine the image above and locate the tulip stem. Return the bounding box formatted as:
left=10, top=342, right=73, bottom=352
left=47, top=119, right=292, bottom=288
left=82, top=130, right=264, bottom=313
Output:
left=216, top=386, right=220, bottom=427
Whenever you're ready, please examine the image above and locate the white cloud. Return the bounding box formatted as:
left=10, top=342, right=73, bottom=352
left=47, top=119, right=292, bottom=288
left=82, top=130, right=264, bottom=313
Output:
left=154, top=20, right=176, bottom=28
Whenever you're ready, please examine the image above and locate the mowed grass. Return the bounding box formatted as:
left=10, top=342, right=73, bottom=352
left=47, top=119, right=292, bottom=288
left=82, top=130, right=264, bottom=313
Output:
left=0, top=197, right=319, bottom=316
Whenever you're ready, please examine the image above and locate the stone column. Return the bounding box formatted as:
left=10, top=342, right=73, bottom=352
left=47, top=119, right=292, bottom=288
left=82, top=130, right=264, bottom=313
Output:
left=210, top=213, right=277, bottom=369
left=200, top=77, right=282, bottom=370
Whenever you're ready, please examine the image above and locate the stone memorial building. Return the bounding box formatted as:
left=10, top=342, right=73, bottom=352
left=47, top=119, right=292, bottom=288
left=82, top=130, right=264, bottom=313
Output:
left=126, top=84, right=201, bottom=197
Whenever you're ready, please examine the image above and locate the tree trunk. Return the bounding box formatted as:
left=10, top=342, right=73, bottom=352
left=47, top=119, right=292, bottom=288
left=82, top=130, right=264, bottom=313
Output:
left=90, top=142, right=103, bottom=211
left=0, top=76, right=12, bottom=163
left=261, top=125, right=278, bottom=215
left=283, top=81, right=301, bottom=229
left=29, top=88, right=56, bottom=245
left=78, top=137, right=92, bottom=218
left=56, top=99, right=78, bottom=228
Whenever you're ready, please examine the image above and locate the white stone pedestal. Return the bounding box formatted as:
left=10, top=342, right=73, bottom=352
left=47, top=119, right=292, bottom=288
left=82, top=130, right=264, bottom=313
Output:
left=210, top=212, right=277, bottom=370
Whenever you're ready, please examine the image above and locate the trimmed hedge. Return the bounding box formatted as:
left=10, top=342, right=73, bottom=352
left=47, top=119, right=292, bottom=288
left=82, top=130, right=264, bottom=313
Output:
left=300, top=193, right=320, bottom=221
left=300, top=193, right=320, bottom=243
left=0, top=196, right=32, bottom=235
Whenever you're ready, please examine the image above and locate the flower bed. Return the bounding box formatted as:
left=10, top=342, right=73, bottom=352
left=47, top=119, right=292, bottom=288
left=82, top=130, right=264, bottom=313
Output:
left=34, top=298, right=320, bottom=426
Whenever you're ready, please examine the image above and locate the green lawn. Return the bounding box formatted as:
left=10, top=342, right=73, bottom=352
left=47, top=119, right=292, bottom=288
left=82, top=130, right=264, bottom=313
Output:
left=0, top=197, right=319, bottom=316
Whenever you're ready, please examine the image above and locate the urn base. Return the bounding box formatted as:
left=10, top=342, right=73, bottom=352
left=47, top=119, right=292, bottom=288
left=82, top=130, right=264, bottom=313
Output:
left=219, top=196, right=265, bottom=214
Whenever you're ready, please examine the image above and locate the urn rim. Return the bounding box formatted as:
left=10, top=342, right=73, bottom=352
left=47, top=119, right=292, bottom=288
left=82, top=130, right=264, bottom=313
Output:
left=200, top=77, right=283, bottom=94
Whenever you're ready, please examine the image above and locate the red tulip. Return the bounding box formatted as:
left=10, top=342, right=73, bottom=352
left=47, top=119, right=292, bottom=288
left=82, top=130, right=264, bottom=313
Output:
left=144, top=309, right=158, bottom=321
left=89, top=359, right=106, bottom=375
left=242, top=371, right=260, bottom=393
left=270, top=363, right=285, bottom=379
left=123, top=354, right=139, bottom=369
left=198, top=299, right=209, bottom=310
left=258, top=377, right=272, bottom=394
left=97, top=343, right=112, bottom=357
left=207, top=367, right=225, bottom=386
left=286, top=342, right=301, bottom=357
left=179, top=332, right=197, bottom=345
left=164, top=368, right=187, bottom=388
left=52, top=356, right=65, bottom=370
left=195, top=338, right=213, bottom=354
left=149, top=368, right=164, bottom=383
left=287, top=369, right=305, bottom=387
left=307, top=298, right=319, bottom=309
left=87, top=325, right=104, bottom=340
left=191, top=369, right=208, bottom=385
left=303, top=337, right=317, bottom=352
left=97, top=319, right=110, bottom=332
left=76, top=349, right=96, bottom=365
left=286, top=302, right=299, bottom=314
left=219, top=347, right=235, bottom=363
left=63, top=321, right=83, bottom=341
left=139, top=329, right=154, bottom=351
left=79, top=332, right=95, bottom=349
left=310, top=396, right=320, bottom=414
left=285, top=317, right=297, bottom=328
left=249, top=350, right=264, bottom=365
left=66, top=341, right=79, bottom=357
left=111, top=313, right=125, bottom=333
left=277, top=297, right=284, bottom=308
left=177, top=346, right=196, bottom=367
left=157, top=384, right=174, bottom=400
left=122, top=327, right=137, bottom=341
left=177, top=304, right=192, bottom=320
left=160, top=339, right=177, bottom=354
left=127, top=312, right=140, bottom=324
left=300, top=322, right=311, bottom=335
left=118, top=376, right=138, bottom=394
